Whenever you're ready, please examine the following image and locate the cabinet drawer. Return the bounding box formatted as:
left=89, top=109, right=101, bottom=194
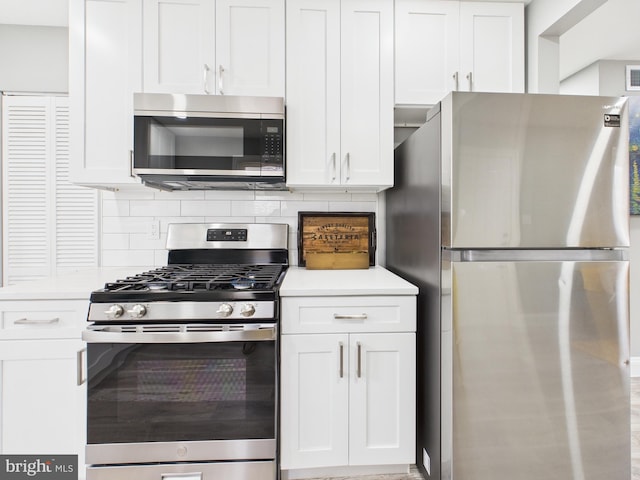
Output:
left=0, top=300, right=88, bottom=340
left=281, top=296, right=416, bottom=334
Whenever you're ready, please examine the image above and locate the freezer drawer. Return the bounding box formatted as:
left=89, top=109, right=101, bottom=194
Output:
left=443, top=259, right=630, bottom=480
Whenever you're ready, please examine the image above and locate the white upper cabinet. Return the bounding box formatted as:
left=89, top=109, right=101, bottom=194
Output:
left=143, top=0, right=215, bottom=94
left=69, top=0, right=143, bottom=189
left=395, top=0, right=524, bottom=105
left=459, top=2, right=524, bottom=94
left=216, top=0, right=285, bottom=96
left=286, top=0, right=393, bottom=192
left=143, top=0, right=285, bottom=96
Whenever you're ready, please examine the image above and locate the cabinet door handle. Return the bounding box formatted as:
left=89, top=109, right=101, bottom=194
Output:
left=339, top=342, right=344, bottom=378
left=218, top=65, right=225, bottom=95
left=356, top=342, right=362, bottom=378
left=203, top=64, right=211, bottom=94
left=345, top=152, right=351, bottom=182
left=14, top=317, right=60, bottom=325
left=453, top=71, right=459, bottom=91
left=333, top=313, right=367, bottom=320
left=77, top=348, right=86, bottom=386
left=331, top=152, right=337, bottom=182
left=466, top=71, right=473, bottom=91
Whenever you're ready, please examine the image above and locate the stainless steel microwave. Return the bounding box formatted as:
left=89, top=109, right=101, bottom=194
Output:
left=133, top=93, right=285, bottom=190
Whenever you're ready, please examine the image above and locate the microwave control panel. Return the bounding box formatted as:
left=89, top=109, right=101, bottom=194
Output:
left=262, top=123, right=283, bottom=164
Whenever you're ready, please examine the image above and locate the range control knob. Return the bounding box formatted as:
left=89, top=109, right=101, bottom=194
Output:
left=240, top=304, right=256, bottom=317
left=217, top=303, right=234, bottom=317
left=105, top=304, right=125, bottom=318
left=127, top=304, right=147, bottom=318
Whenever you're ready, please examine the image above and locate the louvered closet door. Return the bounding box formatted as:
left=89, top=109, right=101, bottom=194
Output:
left=1, top=95, right=98, bottom=286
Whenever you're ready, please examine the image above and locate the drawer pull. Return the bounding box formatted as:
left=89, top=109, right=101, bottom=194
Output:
left=333, top=314, right=367, bottom=320
left=14, top=317, right=60, bottom=325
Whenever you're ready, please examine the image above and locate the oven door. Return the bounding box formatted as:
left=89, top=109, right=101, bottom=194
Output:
left=82, top=324, right=277, bottom=466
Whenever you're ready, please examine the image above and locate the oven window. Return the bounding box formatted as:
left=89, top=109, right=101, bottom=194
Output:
left=86, top=342, right=275, bottom=444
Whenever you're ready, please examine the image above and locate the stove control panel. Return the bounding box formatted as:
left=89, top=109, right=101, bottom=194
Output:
left=206, top=228, right=248, bottom=242
left=91, top=301, right=274, bottom=322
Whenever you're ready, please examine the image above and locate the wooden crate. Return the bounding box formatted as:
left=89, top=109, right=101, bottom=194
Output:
left=297, top=212, right=376, bottom=269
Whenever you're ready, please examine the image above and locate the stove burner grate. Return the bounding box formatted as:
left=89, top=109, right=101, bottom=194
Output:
left=103, top=264, right=285, bottom=293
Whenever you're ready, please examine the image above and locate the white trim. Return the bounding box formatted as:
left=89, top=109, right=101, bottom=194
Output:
left=631, top=357, right=640, bottom=377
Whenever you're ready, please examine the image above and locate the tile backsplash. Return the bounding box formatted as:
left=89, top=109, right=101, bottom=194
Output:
left=100, top=189, right=384, bottom=267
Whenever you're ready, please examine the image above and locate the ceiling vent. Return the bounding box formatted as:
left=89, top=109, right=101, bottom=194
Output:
left=626, top=65, right=640, bottom=91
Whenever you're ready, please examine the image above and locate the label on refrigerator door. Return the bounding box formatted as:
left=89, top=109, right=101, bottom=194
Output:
left=604, top=114, right=621, bottom=127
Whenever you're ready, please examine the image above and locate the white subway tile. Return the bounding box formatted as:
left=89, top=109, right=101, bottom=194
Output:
left=130, top=233, right=168, bottom=250
left=130, top=200, right=181, bottom=216
left=105, top=190, right=155, bottom=200
left=154, top=250, right=169, bottom=266
left=205, top=216, right=255, bottom=223
left=256, top=190, right=304, bottom=201
left=102, top=233, right=130, bottom=250
left=302, top=192, right=351, bottom=202
left=181, top=200, right=232, bottom=216
left=103, top=217, right=153, bottom=234
left=159, top=217, right=206, bottom=232
left=280, top=201, right=328, bottom=216
left=204, top=190, right=255, bottom=200
left=232, top=200, right=281, bottom=217
left=328, top=201, right=377, bottom=212
left=102, top=200, right=130, bottom=217
left=155, top=190, right=205, bottom=200
left=102, top=249, right=156, bottom=267
left=351, top=193, right=379, bottom=202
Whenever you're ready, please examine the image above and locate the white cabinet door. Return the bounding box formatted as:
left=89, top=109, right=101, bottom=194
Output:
left=281, top=332, right=416, bottom=470
left=340, top=0, right=394, bottom=188
left=286, top=0, right=393, bottom=191
left=285, top=0, right=341, bottom=187
left=394, top=0, right=524, bottom=105
left=0, top=340, right=86, bottom=475
left=143, top=0, right=215, bottom=94
left=280, top=334, right=349, bottom=469
left=69, top=0, right=143, bottom=189
left=459, top=1, right=524, bottom=94
left=216, top=0, right=285, bottom=96
left=349, top=333, right=416, bottom=466
left=395, top=0, right=459, bottom=105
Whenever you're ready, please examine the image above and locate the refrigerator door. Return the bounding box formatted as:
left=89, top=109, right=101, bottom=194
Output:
left=442, top=92, right=629, bottom=248
left=441, top=258, right=630, bottom=480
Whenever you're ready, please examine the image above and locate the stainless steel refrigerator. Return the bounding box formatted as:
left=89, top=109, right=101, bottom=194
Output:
left=386, top=92, right=630, bottom=480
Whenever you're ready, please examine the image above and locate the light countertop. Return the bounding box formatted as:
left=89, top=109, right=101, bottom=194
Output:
left=0, top=267, right=152, bottom=301
left=279, top=266, right=418, bottom=296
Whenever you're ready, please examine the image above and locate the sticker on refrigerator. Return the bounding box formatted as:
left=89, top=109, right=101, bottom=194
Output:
left=604, top=114, right=621, bottom=127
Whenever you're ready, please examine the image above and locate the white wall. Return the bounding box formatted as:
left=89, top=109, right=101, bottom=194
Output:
left=559, top=0, right=640, bottom=81
left=0, top=25, right=68, bottom=93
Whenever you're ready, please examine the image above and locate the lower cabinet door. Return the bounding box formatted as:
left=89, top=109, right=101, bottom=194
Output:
left=280, top=332, right=416, bottom=469
left=348, top=333, right=416, bottom=465
left=0, top=340, right=86, bottom=477
left=280, top=333, right=349, bottom=469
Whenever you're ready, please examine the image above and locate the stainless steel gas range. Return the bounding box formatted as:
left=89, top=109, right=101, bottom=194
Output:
left=82, top=223, right=288, bottom=480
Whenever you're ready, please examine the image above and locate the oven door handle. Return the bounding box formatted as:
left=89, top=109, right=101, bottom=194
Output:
left=82, top=326, right=276, bottom=343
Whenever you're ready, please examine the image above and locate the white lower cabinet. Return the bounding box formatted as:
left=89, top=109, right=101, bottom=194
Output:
left=0, top=340, right=86, bottom=473
left=0, top=299, right=88, bottom=479
left=281, top=333, right=415, bottom=469
left=280, top=293, right=416, bottom=471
